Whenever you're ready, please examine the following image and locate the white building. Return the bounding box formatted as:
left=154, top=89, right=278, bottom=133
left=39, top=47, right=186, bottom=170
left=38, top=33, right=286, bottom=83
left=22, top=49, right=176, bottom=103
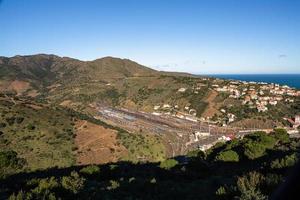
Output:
left=178, top=88, right=187, bottom=92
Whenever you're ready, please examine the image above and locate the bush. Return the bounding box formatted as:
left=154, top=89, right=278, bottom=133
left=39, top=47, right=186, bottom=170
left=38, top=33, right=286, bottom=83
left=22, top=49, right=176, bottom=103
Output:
left=159, top=159, right=178, bottom=170
left=273, top=128, right=290, bottom=143
left=15, top=117, right=24, bottom=124
left=236, top=171, right=267, bottom=200
left=31, top=177, right=59, bottom=195
left=186, top=150, right=205, bottom=159
left=107, top=180, right=120, bottom=190
left=224, top=139, right=240, bottom=150
left=5, top=117, right=15, bottom=126
left=215, top=186, right=226, bottom=196
left=27, top=124, right=36, bottom=130
left=270, top=153, right=298, bottom=169
left=215, top=150, right=239, bottom=162
left=246, top=131, right=276, bottom=149
left=80, top=165, right=100, bottom=175
left=61, top=171, right=85, bottom=194
left=0, top=122, right=6, bottom=128
left=243, top=142, right=266, bottom=160
left=0, top=150, right=26, bottom=177
left=9, top=190, right=33, bottom=200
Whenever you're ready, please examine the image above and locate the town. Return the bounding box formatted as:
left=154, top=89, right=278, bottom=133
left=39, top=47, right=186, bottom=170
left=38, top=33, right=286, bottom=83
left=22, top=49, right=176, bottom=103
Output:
left=151, top=78, right=300, bottom=129
left=89, top=78, right=300, bottom=157
left=89, top=78, right=298, bottom=155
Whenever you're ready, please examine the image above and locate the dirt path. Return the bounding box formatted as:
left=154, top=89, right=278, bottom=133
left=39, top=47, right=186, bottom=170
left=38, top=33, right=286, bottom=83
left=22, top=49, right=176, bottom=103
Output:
left=75, top=120, right=127, bottom=165
left=201, top=90, right=221, bottom=118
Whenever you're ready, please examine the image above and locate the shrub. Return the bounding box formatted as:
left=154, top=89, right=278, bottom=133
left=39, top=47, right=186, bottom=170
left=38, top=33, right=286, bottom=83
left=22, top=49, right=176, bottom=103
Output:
left=273, top=128, right=290, bottom=143
left=31, top=177, right=59, bottom=195
left=159, top=159, right=178, bottom=170
left=0, top=122, right=6, bottom=128
left=215, top=186, right=227, bottom=196
left=107, top=180, right=120, bottom=190
left=61, top=171, right=85, bottom=194
left=236, top=171, right=266, bottom=200
left=5, top=117, right=16, bottom=126
left=224, top=139, right=240, bottom=150
left=15, top=117, right=24, bottom=124
left=9, top=190, right=32, bottom=200
left=215, top=150, right=239, bottom=162
left=246, top=131, right=276, bottom=149
left=186, top=150, right=205, bottom=159
left=0, top=150, right=26, bottom=177
left=150, top=177, right=157, bottom=184
left=80, top=165, right=100, bottom=175
left=270, top=153, right=298, bottom=169
left=243, top=142, right=266, bottom=160
left=27, top=124, right=36, bottom=130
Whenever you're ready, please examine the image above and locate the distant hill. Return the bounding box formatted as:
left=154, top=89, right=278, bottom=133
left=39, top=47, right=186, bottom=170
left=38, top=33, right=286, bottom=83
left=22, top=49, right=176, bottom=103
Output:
left=0, top=54, right=299, bottom=128
left=0, top=54, right=207, bottom=116
left=0, top=54, right=158, bottom=88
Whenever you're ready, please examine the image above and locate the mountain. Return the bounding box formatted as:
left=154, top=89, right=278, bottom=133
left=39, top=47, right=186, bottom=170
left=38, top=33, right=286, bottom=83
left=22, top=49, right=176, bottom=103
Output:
left=0, top=54, right=300, bottom=199
left=0, top=54, right=157, bottom=92
left=1, top=54, right=299, bottom=127
left=0, top=54, right=207, bottom=115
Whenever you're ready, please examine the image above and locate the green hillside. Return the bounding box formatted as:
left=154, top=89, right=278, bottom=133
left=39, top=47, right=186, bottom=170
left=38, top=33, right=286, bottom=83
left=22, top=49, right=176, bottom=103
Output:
left=1, top=129, right=299, bottom=199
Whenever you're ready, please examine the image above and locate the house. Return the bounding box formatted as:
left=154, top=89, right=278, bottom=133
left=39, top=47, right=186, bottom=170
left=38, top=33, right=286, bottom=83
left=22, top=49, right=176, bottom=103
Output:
left=269, top=100, right=277, bottom=106
left=178, top=88, right=187, bottom=92
left=220, top=109, right=226, bottom=113
left=295, top=115, right=300, bottom=124
left=162, top=104, right=171, bottom=109
left=285, top=98, right=294, bottom=103
left=286, top=115, right=300, bottom=128
left=185, top=116, right=198, bottom=122
left=189, top=109, right=197, bottom=116
left=243, top=95, right=251, bottom=104
left=218, top=135, right=231, bottom=142
left=257, top=105, right=268, bottom=112
left=227, top=113, right=236, bottom=123
left=259, top=90, right=264, bottom=95
left=152, top=112, right=161, bottom=116
left=199, top=144, right=213, bottom=151
left=194, top=131, right=210, bottom=139
left=175, top=113, right=184, bottom=119
left=153, top=105, right=160, bottom=110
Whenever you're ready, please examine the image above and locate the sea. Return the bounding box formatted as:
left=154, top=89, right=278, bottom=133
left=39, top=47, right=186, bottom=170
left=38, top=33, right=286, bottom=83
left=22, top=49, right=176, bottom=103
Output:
left=205, top=74, right=300, bottom=89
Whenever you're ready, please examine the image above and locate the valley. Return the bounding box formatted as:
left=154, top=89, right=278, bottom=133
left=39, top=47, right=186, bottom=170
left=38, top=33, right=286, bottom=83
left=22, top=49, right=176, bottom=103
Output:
left=0, top=54, right=300, bottom=199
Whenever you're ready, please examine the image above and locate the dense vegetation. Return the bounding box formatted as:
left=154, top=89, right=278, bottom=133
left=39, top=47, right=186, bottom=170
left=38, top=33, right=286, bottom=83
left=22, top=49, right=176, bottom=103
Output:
left=1, top=129, right=298, bottom=199
left=0, top=99, right=76, bottom=171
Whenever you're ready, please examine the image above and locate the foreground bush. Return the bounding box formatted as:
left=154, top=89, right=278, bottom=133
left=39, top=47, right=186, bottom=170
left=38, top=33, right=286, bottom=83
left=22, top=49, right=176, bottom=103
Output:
left=80, top=165, right=100, bottom=175
left=215, top=150, right=239, bottom=162
left=0, top=150, right=26, bottom=178
left=159, top=159, right=178, bottom=170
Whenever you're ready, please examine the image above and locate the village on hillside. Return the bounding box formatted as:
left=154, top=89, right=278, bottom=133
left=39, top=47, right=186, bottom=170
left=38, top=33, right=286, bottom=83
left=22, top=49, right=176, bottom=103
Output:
left=151, top=78, right=300, bottom=130
left=92, top=77, right=300, bottom=154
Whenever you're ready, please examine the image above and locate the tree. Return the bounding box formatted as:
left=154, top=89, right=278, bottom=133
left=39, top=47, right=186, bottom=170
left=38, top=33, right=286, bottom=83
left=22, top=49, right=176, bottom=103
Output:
left=245, top=131, right=276, bottom=149
left=270, top=153, right=298, bottom=169
left=80, top=165, right=100, bottom=175
left=159, top=159, right=178, bottom=170
left=236, top=171, right=267, bottom=200
left=61, top=171, right=85, bottom=194
left=273, top=128, right=290, bottom=143
left=215, top=150, right=239, bottom=162
left=243, top=142, right=266, bottom=160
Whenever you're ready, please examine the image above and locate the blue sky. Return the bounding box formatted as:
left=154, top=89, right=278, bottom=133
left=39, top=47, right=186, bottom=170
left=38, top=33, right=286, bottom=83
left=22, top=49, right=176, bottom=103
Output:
left=0, top=0, right=299, bottom=74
